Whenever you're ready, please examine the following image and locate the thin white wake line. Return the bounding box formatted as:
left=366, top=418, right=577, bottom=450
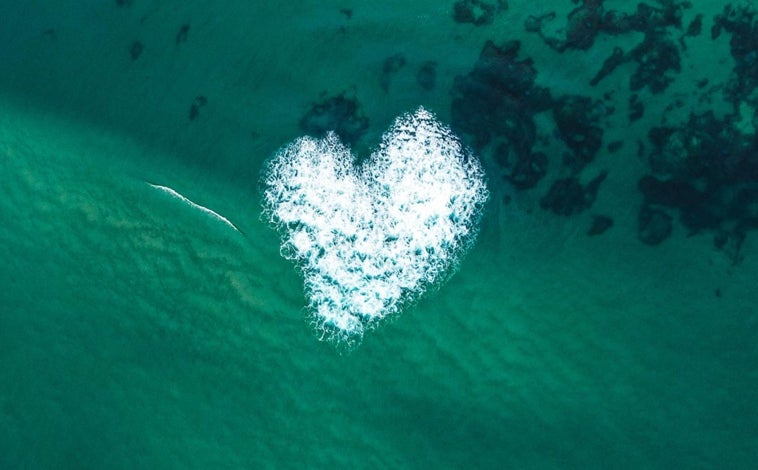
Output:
left=146, top=182, right=241, bottom=233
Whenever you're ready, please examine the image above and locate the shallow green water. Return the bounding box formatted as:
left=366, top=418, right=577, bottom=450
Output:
left=1, top=1, right=757, bottom=468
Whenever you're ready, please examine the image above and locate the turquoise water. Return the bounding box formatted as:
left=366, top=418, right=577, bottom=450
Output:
left=1, top=1, right=757, bottom=468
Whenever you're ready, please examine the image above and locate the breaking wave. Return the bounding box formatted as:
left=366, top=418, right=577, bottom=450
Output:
left=262, top=107, right=488, bottom=342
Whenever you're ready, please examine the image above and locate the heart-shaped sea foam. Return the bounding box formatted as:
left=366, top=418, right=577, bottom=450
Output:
left=262, top=107, right=488, bottom=340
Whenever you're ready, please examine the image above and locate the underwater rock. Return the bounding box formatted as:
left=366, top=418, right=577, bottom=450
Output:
left=530, top=1, right=604, bottom=51
left=380, top=54, right=406, bottom=92
left=714, top=228, right=746, bottom=265
left=452, top=0, right=508, bottom=26
left=529, top=1, right=690, bottom=53
left=129, top=41, right=143, bottom=60
left=494, top=145, right=547, bottom=190
left=563, top=0, right=604, bottom=50
left=451, top=40, right=549, bottom=150
left=685, top=13, right=703, bottom=36
left=638, top=175, right=706, bottom=209
left=417, top=61, right=437, bottom=90
left=176, top=24, right=190, bottom=45
left=607, top=140, right=623, bottom=153
left=628, top=1, right=687, bottom=32
left=524, top=12, right=555, bottom=33
left=590, top=47, right=626, bottom=86
left=629, top=31, right=681, bottom=93
left=189, top=96, right=207, bottom=121
left=715, top=3, right=758, bottom=102
left=588, top=215, right=614, bottom=236
left=640, top=106, right=758, bottom=239
left=540, top=172, right=607, bottom=216
left=528, top=1, right=686, bottom=92
left=450, top=40, right=562, bottom=191
left=540, top=178, right=584, bottom=216
left=638, top=205, right=673, bottom=245
left=300, top=92, right=369, bottom=147
left=629, top=93, right=644, bottom=122
left=553, top=95, right=605, bottom=168
left=648, top=111, right=750, bottom=182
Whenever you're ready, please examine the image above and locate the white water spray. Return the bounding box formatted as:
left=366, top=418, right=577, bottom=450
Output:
left=262, top=107, right=488, bottom=341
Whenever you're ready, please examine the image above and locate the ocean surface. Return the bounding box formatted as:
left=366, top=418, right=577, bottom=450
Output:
left=1, top=1, right=757, bottom=468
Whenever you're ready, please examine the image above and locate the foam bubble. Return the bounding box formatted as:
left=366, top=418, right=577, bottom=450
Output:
left=262, top=107, right=488, bottom=342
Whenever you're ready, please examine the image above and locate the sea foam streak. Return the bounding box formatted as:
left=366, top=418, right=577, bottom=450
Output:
left=262, top=107, right=488, bottom=342
left=147, top=183, right=241, bottom=233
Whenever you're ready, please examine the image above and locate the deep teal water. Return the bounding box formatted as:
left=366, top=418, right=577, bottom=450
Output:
left=1, top=1, right=757, bottom=468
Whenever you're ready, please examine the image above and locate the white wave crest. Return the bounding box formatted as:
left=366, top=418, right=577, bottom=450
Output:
left=147, top=183, right=241, bottom=233
left=262, top=107, right=488, bottom=341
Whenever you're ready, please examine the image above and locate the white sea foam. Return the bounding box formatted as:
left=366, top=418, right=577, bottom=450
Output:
left=262, top=107, right=488, bottom=341
left=147, top=183, right=241, bottom=233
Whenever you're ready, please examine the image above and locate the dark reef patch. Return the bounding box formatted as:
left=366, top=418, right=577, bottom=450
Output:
left=590, top=47, right=625, bottom=87
left=300, top=92, right=369, bottom=147
left=715, top=3, right=758, bottom=104
left=628, top=31, right=681, bottom=94
left=446, top=0, right=757, bottom=258
left=607, top=140, right=623, bottom=153
left=129, top=41, right=143, bottom=61
left=553, top=95, right=606, bottom=170
left=527, top=1, right=687, bottom=93
left=638, top=205, right=673, bottom=245
left=189, top=96, right=207, bottom=121
left=647, top=111, right=754, bottom=184
left=494, top=145, right=547, bottom=190
left=450, top=38, right=614, bottom=212
left=628, top=94, right=644, bottom=122
left=451, top=40, right=552, bottom=190
left=639, top=103, right=758, bottom=258
left=176, top=24, right=190, bottom=45
left=588, top=215, right=614, bottom=236
left=380, top=54, right=406, bottom=93
left=417, top=61, right=438, bottom=91
left=452, top=0, right=508, bottom=26
left=527, top=1, right=688, bottom=53
left=540, top=172, right=608, bottom=216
